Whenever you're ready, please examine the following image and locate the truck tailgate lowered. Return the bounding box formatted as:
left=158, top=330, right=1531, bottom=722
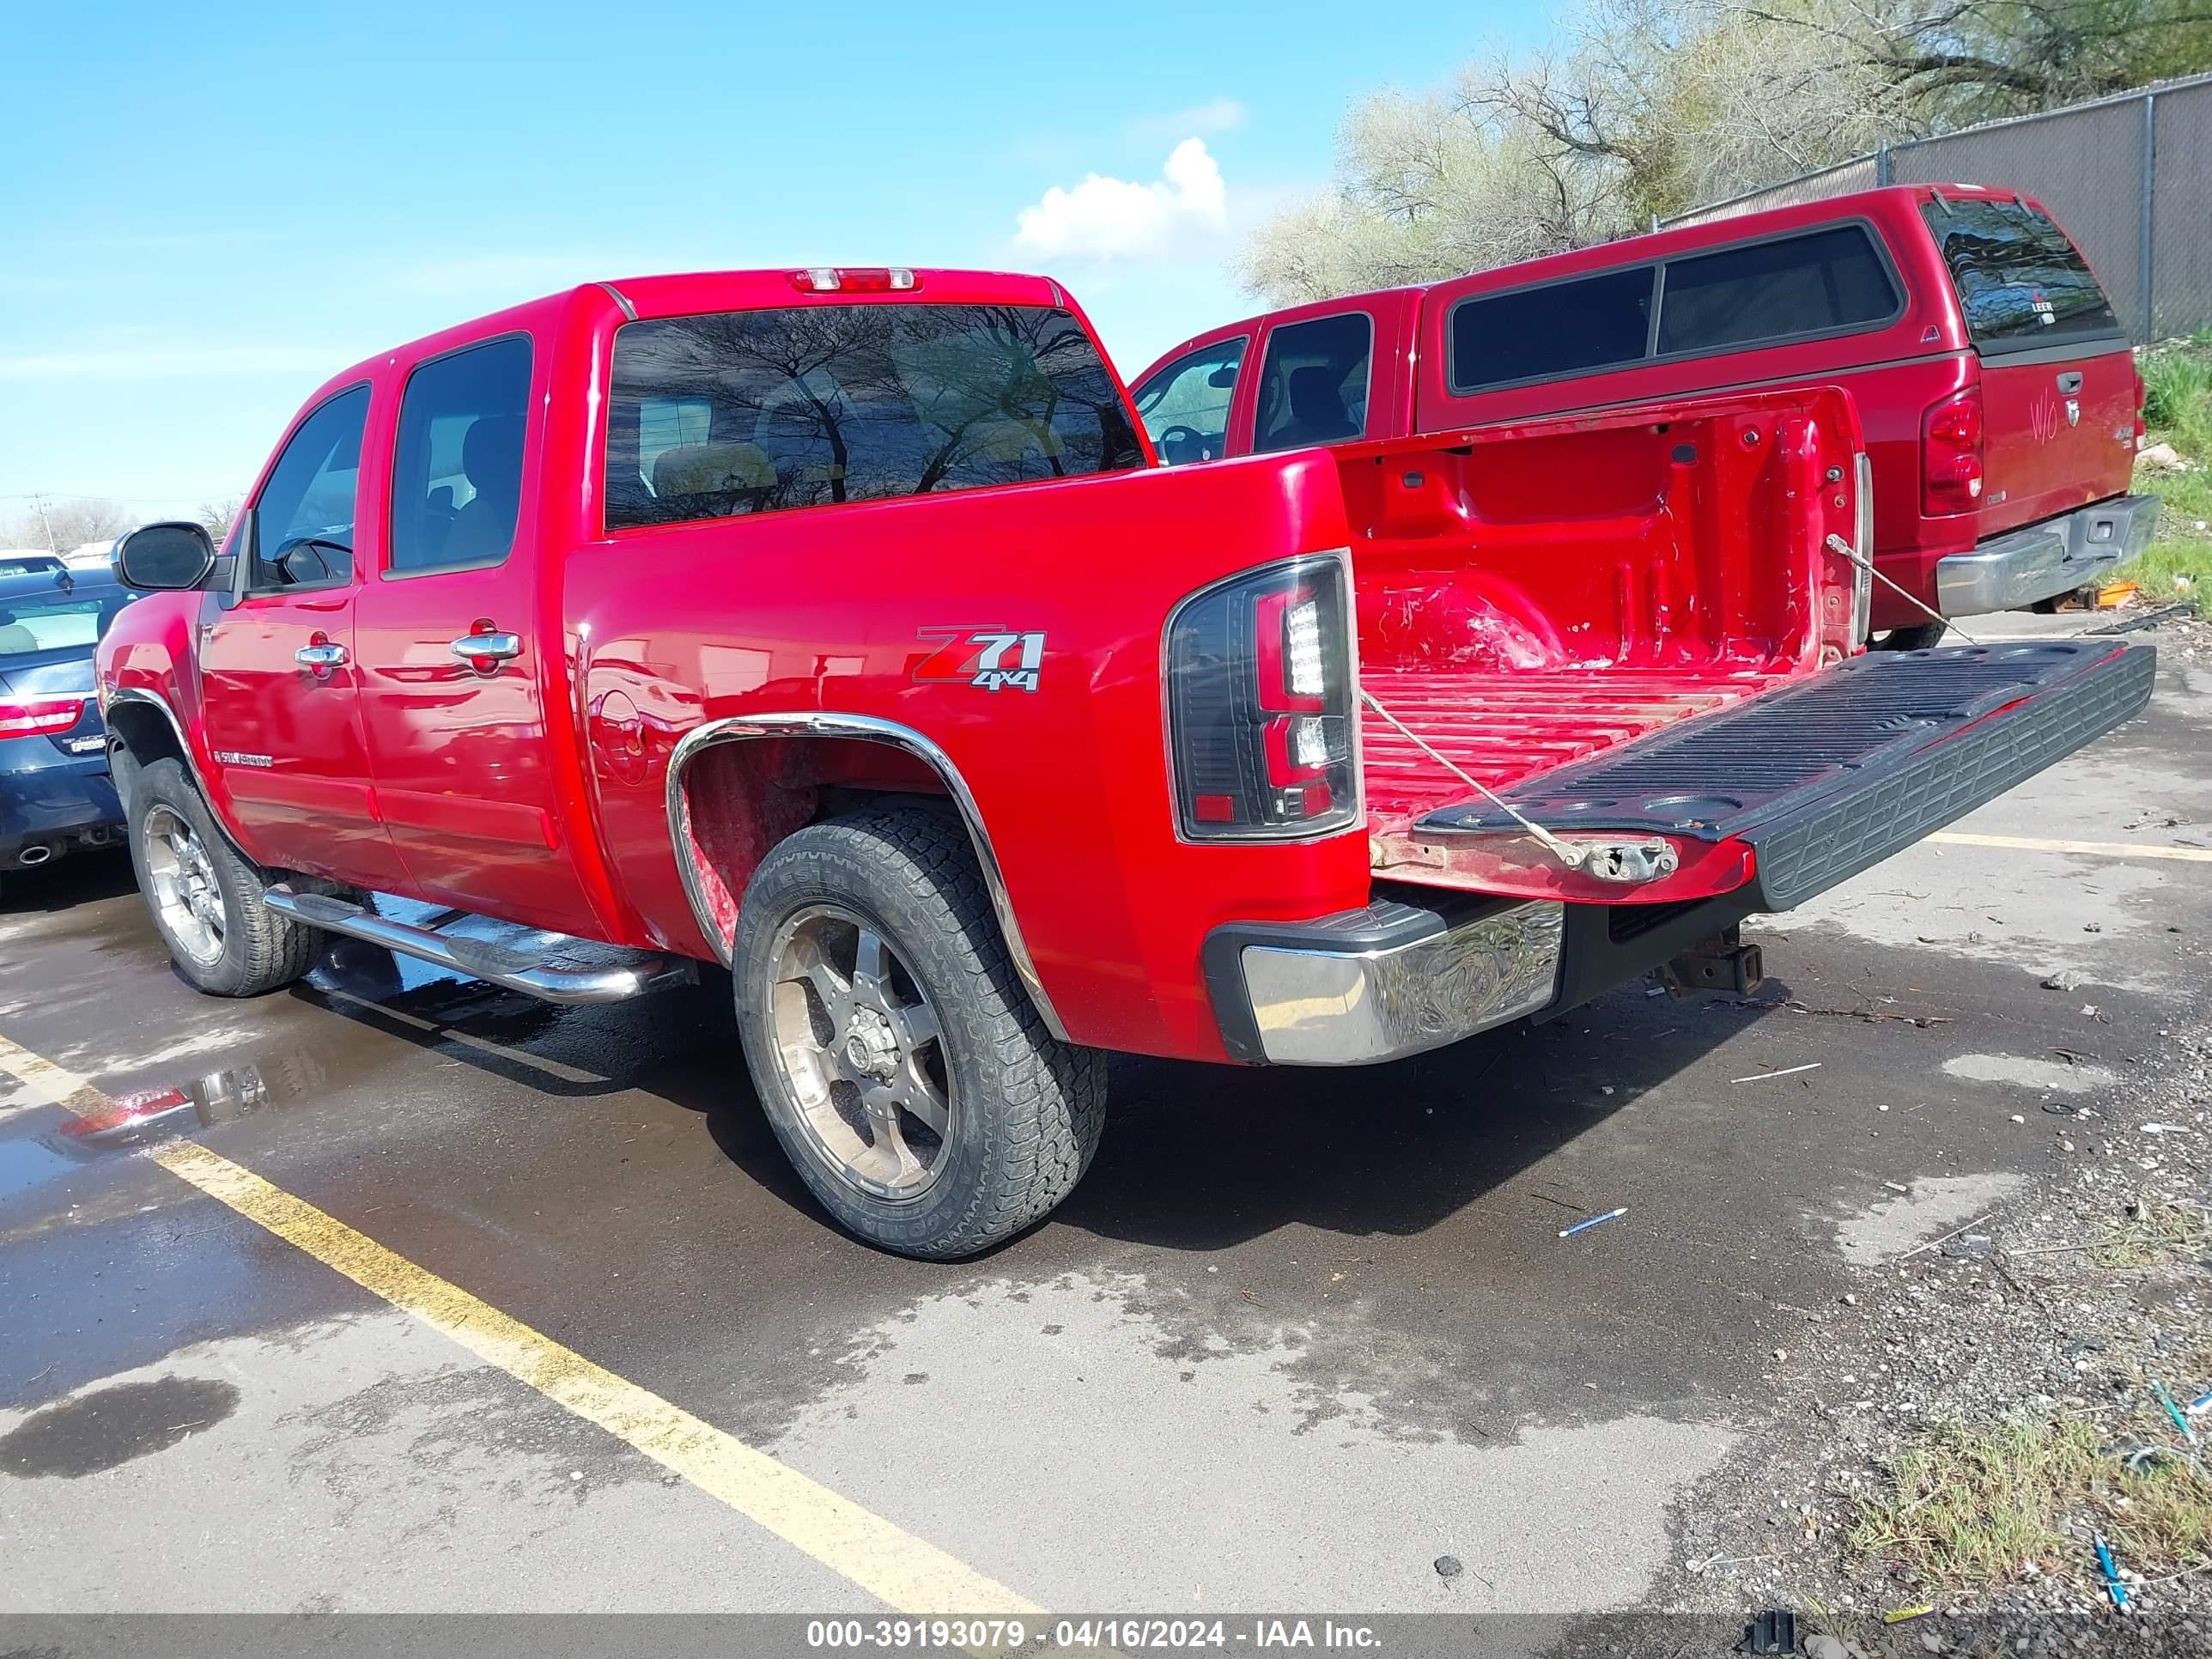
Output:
left=1415, top=641, right=2154, bottom=909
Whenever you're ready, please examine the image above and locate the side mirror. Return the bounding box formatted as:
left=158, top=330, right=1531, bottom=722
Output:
left=273, top=538, right=349, bottom=587
left=112, top=521, right=216, bottom=592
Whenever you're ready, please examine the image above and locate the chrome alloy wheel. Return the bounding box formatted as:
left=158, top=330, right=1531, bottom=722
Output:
left=143, top=804, right=225, bottom=965
left=766, top=903, right=951, bottom=1200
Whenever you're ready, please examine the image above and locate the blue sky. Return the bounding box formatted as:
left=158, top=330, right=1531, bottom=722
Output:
left=1, top=0, right=1532, bottom=531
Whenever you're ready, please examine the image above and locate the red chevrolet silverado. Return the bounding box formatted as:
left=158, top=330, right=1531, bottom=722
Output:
left=1132, top=185, right=2158, bottom=647
left=97, top=264, right=2152, bottom=1258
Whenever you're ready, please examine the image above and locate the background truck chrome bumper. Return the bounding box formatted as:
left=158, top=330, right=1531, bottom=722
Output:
left=1203, top=897, right=1563, bottom=1065
left=1935, top=494, right=2160, bottom=616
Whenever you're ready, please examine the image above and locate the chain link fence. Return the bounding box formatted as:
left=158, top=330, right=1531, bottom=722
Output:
left=1662, top=72, right=2212, bottom=343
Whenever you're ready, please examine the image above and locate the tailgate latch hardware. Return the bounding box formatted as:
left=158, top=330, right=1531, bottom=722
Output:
left=1571, top=837, right=1680, bottom=884
left=1361, top=686, right=1679, bottom=879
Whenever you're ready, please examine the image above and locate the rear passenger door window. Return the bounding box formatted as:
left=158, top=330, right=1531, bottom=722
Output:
left=1252, top=313, right=1373, bottom=454
left=1131, top=337, right=1245, bottom=465
left=1449, top=268, right=1655, bottom=393
left=1656, top=226, right=1899, bottom=355
left=389, top=335, right=534, bottom=574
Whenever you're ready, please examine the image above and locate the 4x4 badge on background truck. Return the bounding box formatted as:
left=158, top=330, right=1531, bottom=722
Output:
left=912, top=629, right=1046, bottom=693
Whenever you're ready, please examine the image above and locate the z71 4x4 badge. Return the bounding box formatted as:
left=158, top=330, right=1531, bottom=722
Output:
left=912, top=629, right=1046, bottom=693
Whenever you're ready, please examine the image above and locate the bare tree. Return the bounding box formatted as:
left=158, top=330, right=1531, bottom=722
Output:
left=1462, top=0, right=1920, bottom=223
left=1747, top=0, right=2212, bottom=124
left=2, top=496, right=133, bottom=552
left=198, top=497, right=242, bottom=546
left=1237, top=0, right=2212, bottom=307
left=1238, top=89, right=1632, bottom=305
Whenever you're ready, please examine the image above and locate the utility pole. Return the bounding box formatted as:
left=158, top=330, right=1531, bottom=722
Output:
left=31, top=493, right=58, bottom=553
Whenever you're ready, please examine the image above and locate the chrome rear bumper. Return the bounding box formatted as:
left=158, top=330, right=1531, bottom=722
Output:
left=1935, top=494, right=2160, bottom=616
left=1205, top=897, right=1563, bottom=1065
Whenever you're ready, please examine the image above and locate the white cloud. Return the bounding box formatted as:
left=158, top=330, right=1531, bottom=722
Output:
left=1013, top=138, right=1231, bottom=264
left=1124, top=98, right=1247, bottom=146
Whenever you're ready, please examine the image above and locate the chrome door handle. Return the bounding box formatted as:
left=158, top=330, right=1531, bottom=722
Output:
left=295, top=642, right=349, bottom=669
left=449, top=631, right=523, bottom=663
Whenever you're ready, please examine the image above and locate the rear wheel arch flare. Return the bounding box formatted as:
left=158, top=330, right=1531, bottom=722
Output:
left=663, top=713, right=1069, bottom=1042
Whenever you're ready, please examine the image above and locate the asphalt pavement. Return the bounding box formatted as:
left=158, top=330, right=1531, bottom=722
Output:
left=3, top=612, right=2208, bottom=1653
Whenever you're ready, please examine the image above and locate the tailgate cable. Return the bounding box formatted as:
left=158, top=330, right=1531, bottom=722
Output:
left=1358, top=687, right=1591, bottom=870
left=1824, top=534, right=1985, bottom=647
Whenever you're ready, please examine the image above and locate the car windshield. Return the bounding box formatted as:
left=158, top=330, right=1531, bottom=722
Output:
left=0, top=585, right=138, bottom=667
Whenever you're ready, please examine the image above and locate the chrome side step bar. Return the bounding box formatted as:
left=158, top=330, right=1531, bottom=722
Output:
left=264, top=884, right=697, bottom=1005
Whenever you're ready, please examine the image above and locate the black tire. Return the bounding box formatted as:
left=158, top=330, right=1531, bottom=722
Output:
left=1873, top=621, right=1949, bottom=651
left=732, top=804, right=1107, bottom=1259
left=125, top=757, right=324, bottom=997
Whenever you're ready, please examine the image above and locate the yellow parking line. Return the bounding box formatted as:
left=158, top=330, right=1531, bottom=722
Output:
left=0, top=1040, right=1041, bottom=1624
left=1927, top=831, right=2212, bottom=863
left=0, top=1033, right=107, bottom=1124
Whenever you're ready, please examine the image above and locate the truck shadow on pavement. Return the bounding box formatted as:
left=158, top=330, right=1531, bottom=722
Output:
left=291, top=933, right=1796, bottom=1256
left=1046, top=990, right=1792, bottom=1254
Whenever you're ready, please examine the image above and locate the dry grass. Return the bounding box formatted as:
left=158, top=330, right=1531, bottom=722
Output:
left=2094, top=1194, right=2211, bottom=1271
left=1848, top=1412, right=2212, bottom=1592
left=2119, top=337, right=2212, bottom=616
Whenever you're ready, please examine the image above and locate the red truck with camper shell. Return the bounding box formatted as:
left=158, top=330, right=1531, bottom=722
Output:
left=1132, top=185, right=2158, bottom=647
left=97, top=263, right=2153, bottom=1258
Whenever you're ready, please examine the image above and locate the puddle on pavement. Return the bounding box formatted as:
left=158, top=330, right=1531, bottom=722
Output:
left=1832, top=1172, right=2028, bottom=1267
left=0, top=1133, right=82, bottom=1205
left=0, top=928, right=618, bottom=1211
left=0, top=1376, right=239, bottom=1478
left=1942, top=1051, right=2116, bottom=1094
left=0, top=1049, right=339, bottom=1209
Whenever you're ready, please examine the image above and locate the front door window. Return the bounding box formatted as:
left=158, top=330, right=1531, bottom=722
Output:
left=249, top=386, right=370, bottom=589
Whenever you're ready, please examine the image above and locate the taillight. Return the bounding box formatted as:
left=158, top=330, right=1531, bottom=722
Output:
left=1166, top=555, right=1358, bottom=840
left=1922, top=386, right=1984, bottom=515
left=789, top=266, right=920, bottom=293
left=0, top=696, right=88, bottom=738
left=2133, top=365, right=2148, bottom=448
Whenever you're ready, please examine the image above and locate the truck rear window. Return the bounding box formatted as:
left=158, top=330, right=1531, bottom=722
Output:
left=1921, top=198, right=2119, bottom=350
left=604, top=304, right=1143, bottom=530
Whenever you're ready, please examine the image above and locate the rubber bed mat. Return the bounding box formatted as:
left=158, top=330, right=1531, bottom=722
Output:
left=1414, top=641, right=2155, bottom=910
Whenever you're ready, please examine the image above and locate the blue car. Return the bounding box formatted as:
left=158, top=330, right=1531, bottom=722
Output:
left=0, top=566, right=149, bottom=882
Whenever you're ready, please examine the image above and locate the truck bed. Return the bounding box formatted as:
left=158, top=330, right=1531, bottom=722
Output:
left=1335, top=387, right=1866, bottom=889
left=1359, top=666, right=1786, bottom=825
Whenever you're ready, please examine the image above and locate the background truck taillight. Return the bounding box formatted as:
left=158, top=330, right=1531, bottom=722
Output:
left=1166, top=554, right=1358, bottom=841
left=1921, top=386, right=1985, bottom=515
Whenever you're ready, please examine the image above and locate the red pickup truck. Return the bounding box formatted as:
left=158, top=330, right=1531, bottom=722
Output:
left=98, top=264, right=2152, bottom=1258
left=1132, top=185, right=2158, bottom=647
